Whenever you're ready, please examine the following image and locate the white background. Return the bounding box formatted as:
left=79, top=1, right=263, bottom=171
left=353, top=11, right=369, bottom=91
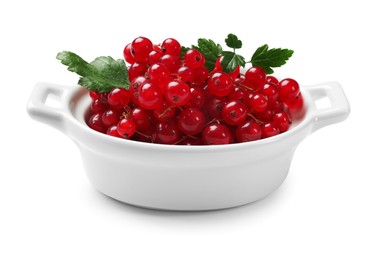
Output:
left=1, top=0, right=377, bottom=259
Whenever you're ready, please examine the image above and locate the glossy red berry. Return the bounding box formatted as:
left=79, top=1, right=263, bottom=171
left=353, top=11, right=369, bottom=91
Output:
left=244, top=66, right=266, bottom=91
left=148, top=50, right=163, bottom=65
left=279, top=78, right=300, bottom=103
left=202, top=123, right=232, bottom=145
left=177, top=66, right=195, bottom=84
left=261, top=123, right=280, bottom=138
left=117, top=118, right=136, bottom=139
left=178, top=108, right=205, bottom=136
left=88, top=113, right=106, bottom=133
left=101, top=109, right=120, bottom=127
left=272, top=112, right=290, bottom=132
left=130, top=36, right=153, bottom=63
left=154, top=120, right=182, bottom=144
left=123, top=43, right=135, bottom=64
left=90, top=98, right=107, bottom=113
left=208, top=71, right=233, bottom=97
left=221, top=101, right=248, bottom=126
left=131, top=108, right=153, bottom=131
left=153, top=101, right=176, bottom=121
left=266, top=75, right=279, bottom=85
left=89, top=90, right=101, bottom=100
left=235, top=121, right=261, bottom=142
left=106, top=125, right=122, bottom=138
left=160, top=54, right=180, bottom=73
left=129, top=76, right=148, bottom=106
left=165, top=79, right=191, bottom=106
left=185, top=87, right=206, bottom=109
left=128, top=62, right=148, bottom=82
left=161, top=38, right=181, bottom=57
left=107, top=88, right=130, bottom=109
left=147, top=63, right=171, bottom=88
left=138, top=82, right=163, bottom=110
left=184, top=49, right=205, bottom=69
left=248, top=94, right=268, bottom=113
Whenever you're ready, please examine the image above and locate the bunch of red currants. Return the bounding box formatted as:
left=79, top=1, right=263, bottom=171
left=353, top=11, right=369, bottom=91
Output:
left=86, top=36, right=304, bottom=145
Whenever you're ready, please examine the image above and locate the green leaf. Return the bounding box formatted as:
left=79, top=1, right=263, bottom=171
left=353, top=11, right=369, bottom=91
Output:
left=195, top=38, right=223, bottom=71
left=225, top=34, right=242, bottom=49
left=251, top=44, right=294, bottom=74
left=220, top=51, right=246, bottom=72
left=56, top=51, right=129, bottom=92
left=180, top=46, right=191, bottom=57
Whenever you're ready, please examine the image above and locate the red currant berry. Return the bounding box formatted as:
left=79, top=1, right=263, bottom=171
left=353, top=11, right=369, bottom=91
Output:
left=148, top=50, right=163, bottom=65
left=235, top=121, right=262, bottom=142
left=132, top=107, right=153, bottom=131
left=285, top=92, right=305, bottom=120
left=154, top=120, right=182, bottom=144
left=221, top=101, right=248, bottom=126
left=177, top=66, right=195, bottom=84
left=244, top=66, right=266, bottom=91
left=248, top=93, right=268, bottom=113
left=153, top=100, right=176, bottom=121
left=193, top=66, right=209, bottom=85
left=260, top=83, right=279, bottom=102
left=273, top=112, right=290, bottom=132
left=261, top=123, right=280, bottom=138
left=106, top=125, right=122, bottom=138
left=205, top=95, right=227, bottom=119
left=107, top=88, right=130, bottom=109
left=228, top=87, right=249, bottom=104
left=161, top=38, right=181, bottom=57
left=208, top=71, right=233, bottom=97
left=138, top=82, right=163, bottom=110
left=160, top=54, right=180, bottom=73
left=202, top=123, right=232, bottom=145
left=178, top=108, right=205, bottom=136
left=87, top=113, right=106, bottom=133
left=130, top=36, right=153, bottom=63
left=184, top=49, right=205, bottom=69
left=90, top=98, right=107, bottom=113
left=147, top=63, right=171, bottom=88
left=89, top=90, right=100, bottom=100
left=128, top=62, right=148, bottom=82
left=185, top=87, right=206, bottom=109
left=279, top=78, right=300, bottom=103
left=165, top=79, right=191, bottom=106
left=255, top=109, right=274, bottom=123
left=102, top=109, right=120, bottom=127
left=266, top=75, right=279, bottom=85
left=117, top=118, right=136, bottom=139
left=129, top=76, right=148, bottom=106
left=123, top=43, right=135, bottom=64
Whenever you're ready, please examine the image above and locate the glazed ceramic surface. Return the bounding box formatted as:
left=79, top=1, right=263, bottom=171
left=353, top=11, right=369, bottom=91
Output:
left=27, top=81, right=350, bottom=210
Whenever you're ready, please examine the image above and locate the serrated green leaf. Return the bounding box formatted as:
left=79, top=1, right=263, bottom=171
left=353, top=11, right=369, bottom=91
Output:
left=225, top=34, right=242, bottom=49
left=220, top=51, right=246, bottom=72
left=57, top=51, right=129, bottom=92
left=251, top=44, right=294, bottom=74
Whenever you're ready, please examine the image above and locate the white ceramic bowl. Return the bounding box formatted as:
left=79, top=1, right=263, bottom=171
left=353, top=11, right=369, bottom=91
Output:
left=27, top=81, right=350, bottom=211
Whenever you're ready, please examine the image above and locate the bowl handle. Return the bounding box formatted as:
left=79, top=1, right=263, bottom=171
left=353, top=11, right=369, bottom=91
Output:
left=27, top=82, right=71, bottom=133
left=304, top=82, right=350, bottom=133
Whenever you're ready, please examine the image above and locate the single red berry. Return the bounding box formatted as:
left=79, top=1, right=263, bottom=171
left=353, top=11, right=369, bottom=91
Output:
left=160, top=54, right=180, bottom=73
left=244, top=66, right=266, bottom=91
left=228, top=87, right=249, bottom=104
left=154, top=120, right=182, bottom=144
left=165, top=79, right=191, bottom=106
left=161, top=38, right=181, bottom=57
left=128, top=62, right=148, bottom=82
left=148, top=50, right=163, bottom=65
left=131, top=107, right=153, bottom=131
left=255, top=109, right=275, bottom=123
left=205, top=95, right=227, bottom=119
left=185, top=87, right=206, bottom=109
left=266, top=75, right=279, bottom=85
left=117, top=118, right=136, bottom=139
left=138, top=82, right=163, bottom=110
left=130, top=36, right=153, bottom=63
left=106, top=125, right=122, bottom=138
left=178, top=108, right=205, bottom=136
left=107, top=88, right=130, bottom=109
left=221, top=101, right=248, bottom=126
left=261, top=123, right=280, bottom=138
left=89, top=90, right=101, bottom=100
left=101, top=109, right=120, bottom=127
left=90, top=98, right=107, bottom=113
left=147, top=63, right=171, bottom=88
left=248, top=93, right=268, bottom=113
left=285, top=93, right=305, bottom=120
left=202, top=123, right=232, bottom=145
left=123, top=43, right=135, bottom=64
left=177, top=66, right=195, bottom=84
left=193, top=66, right=209, bottom=85
left=129, top=76, right=148, bottom=106
left=273, top=112, right=290, bottom=132
left=184, top=49, right=205, bottom=69
left=87, top=113, right=106, bottom=133
left=260, top=83, right=279, bottom=102
left=235, top=121, right=262, bottom=142
left=279, top=78, right=300, bottom=103
left=208, top=71, right=233, bottom=97
left=153, top=100, right=176, bottom=121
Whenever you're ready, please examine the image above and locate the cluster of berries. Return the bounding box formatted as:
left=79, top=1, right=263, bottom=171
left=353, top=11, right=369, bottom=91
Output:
left=86, top=37, right=304, bottom=145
